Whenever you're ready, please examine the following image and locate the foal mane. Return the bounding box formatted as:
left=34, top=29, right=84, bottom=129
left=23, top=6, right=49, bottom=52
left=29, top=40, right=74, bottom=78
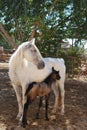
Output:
left=42, top=67, right=58, bottom=84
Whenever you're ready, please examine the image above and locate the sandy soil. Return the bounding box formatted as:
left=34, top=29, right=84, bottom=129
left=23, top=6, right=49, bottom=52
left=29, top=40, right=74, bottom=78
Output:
left=0, top=68, right=87, bottom=130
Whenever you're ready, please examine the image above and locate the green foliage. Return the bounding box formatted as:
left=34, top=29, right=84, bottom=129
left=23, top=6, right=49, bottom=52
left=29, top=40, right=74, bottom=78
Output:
left=0, top=39, right=12, bottom=49
left=0, top=0, right=86, bottom=76
left=57, top=46, right=84, bottom=75
left=0, top=0, right=86, bottom=53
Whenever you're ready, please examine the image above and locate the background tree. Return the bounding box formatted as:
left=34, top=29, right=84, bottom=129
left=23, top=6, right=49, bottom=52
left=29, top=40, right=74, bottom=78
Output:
left=0, top=0, right=87, bottom=76
left=0, top=0, right=87, bottom=56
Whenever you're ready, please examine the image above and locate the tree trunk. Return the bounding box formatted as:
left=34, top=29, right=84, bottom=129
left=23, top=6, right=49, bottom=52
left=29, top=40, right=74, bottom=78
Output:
left=0, top=24, right=17, bottom=48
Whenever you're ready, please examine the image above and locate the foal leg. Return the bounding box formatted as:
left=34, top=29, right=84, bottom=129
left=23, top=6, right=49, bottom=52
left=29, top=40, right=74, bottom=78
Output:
left=12, top=84, right=23, bottom=120
left=36, top=97, right=43, bottom=119
left=22, top=97, right=30, bottom=128
left=45, top=94, right=50, bottom=120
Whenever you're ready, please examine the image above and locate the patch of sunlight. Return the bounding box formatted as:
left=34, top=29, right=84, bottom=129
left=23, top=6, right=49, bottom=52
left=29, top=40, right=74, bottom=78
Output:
left=0, top=63, right=8, bottom=69
left=65, top=119, right=73, bottom=130
left=0, top=122, right=7, bottom=130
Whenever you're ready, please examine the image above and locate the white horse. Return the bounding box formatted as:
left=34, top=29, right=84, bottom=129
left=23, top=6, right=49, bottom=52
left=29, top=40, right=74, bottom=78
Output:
left=9, top=38, right=45, bottom=119
left=44, top=58, right=66, bottom=115
left=9, top=38, right=66, bottom=122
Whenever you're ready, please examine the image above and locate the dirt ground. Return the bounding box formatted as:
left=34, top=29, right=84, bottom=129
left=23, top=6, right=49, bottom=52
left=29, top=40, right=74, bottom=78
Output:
left=0, top=68, right=87, bottom=130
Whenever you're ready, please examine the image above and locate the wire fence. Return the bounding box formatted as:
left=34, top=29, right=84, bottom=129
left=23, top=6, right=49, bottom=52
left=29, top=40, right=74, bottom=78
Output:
left=66, top=56, right=87, bottom=81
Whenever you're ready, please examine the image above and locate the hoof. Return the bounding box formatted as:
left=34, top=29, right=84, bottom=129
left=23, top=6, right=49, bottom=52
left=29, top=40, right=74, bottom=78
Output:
left=61, top=111, right=64, bottom=115
left=22, top=121, right=27, bottom=128
left=45, top=117, right=49, bottom=121
left=22, top=124, right=26, bottom=128
left=16, top=114, right=22, bottom=121
left=35, top=113, right=40, bottom=119
left=50, top=115, right=56, bottom=121
left=36, top=116, right=39, bottom=119
left=51, top=109, right=56, bottom=114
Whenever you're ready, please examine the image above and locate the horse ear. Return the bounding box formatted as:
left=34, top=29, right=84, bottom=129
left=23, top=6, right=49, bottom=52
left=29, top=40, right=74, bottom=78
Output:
left=30, top=38, right=35, bottom=45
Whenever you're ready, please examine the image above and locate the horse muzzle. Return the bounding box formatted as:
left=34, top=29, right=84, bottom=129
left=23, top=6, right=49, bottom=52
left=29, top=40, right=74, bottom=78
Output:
left=37, top=60, right=45, bottom=69
left=57, top=75, right=61, bottom=80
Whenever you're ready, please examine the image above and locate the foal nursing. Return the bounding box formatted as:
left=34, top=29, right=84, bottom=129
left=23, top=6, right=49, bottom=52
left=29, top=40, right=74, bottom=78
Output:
left=22, top=67, right=61, bottom=128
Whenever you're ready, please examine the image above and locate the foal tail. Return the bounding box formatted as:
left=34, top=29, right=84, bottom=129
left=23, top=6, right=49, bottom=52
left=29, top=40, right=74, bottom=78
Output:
left=25, top=82, right=36, bottom=96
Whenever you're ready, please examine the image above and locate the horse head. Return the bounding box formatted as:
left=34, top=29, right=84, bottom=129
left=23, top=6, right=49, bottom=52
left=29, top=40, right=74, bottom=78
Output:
left=22, top=38, right=45, bottom=69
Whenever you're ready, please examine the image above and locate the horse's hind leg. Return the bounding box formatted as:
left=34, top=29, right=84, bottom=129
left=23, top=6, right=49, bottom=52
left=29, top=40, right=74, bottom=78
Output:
left=52, top=81, right=65, bottom=115
left=12, top=84, right=23, bottom=120
left=58, top=82, right=65, bottom=115
left=51, top=82, right=59, bottom=114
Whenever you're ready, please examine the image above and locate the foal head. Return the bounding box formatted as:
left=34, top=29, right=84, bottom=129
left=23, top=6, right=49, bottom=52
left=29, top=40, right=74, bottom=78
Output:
left=50, top=67, right=61, bottom=82
left=22, top=38, right=45, bottom=69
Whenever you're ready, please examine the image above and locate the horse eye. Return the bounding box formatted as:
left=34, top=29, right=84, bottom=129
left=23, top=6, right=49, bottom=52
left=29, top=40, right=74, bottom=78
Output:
left=29, top=45, right=32, bottom=48
left=33, top=49, right=37, bottom=52
left=25, top=44, right=32, bottom=48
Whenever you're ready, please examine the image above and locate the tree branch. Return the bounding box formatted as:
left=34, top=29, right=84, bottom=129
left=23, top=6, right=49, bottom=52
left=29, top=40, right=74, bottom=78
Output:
left=0, top=24, right=17, bottom=48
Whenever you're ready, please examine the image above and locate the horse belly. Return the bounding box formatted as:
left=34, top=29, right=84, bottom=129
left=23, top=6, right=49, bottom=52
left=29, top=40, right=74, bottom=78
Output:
left=44, top=58, right=66, bottom=82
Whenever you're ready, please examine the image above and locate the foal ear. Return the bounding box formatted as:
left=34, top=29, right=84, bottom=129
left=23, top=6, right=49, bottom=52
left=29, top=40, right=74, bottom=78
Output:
left=30, top=38, right=35, bottom=45
left=52, top=67, right=54, bottom=71
left=58, top=70, right=59, bottom=73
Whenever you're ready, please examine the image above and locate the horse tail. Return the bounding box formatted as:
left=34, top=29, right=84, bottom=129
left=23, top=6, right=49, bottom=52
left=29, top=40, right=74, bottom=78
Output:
left=58, top=86, right=62, bottom=106
left=25, top=82, right=36, bottom=96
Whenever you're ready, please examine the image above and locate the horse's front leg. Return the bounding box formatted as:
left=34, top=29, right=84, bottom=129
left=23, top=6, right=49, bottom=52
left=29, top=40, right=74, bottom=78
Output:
left=21, top=85, right=28, bottom=125
left=12, top=84, right=23, bottom=120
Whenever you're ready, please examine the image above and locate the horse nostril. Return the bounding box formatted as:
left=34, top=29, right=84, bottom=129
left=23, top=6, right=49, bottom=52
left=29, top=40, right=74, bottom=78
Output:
left=42, top=61, right=45, bottom=68
left=37, top=61, right=45, bottom=69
